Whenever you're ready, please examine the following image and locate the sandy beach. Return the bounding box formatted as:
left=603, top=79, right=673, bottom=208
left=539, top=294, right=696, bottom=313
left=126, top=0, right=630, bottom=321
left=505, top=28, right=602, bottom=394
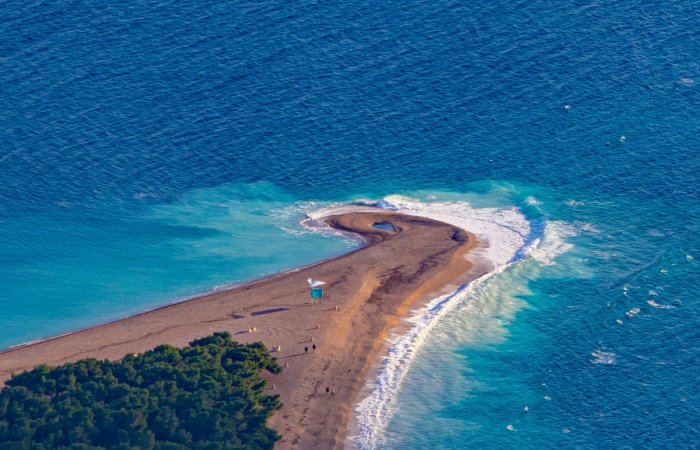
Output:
left=0, top=211, right=488, bottom=449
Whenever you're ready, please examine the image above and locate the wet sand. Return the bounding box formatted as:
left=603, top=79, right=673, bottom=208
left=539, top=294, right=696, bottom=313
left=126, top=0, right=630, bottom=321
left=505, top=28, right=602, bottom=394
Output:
left=0, top=211, right=488, bottom=449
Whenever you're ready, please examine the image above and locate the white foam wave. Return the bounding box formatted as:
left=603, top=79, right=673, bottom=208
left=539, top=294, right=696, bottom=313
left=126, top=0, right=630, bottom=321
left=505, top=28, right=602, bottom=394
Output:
left=353, top=270, right=503, bottom=449
left=626, top=307, right=641, bottom=318
left=575, top=221, right=599, bottom=234
left=591, top=349, right=617, bottom=365
left=528, top=221, right=576, bottom=266
left=306, top=195, right=577, bottom=450
left=646, top=299, right=674, bottom=309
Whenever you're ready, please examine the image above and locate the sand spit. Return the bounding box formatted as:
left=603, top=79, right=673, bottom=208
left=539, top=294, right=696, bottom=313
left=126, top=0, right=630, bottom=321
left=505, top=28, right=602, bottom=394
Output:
left=0, top=211, right=485, bottom=450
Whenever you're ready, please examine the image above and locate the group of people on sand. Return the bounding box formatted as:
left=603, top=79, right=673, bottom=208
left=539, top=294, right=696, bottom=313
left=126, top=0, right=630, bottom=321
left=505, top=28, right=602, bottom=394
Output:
left=304, top=344, right=316, bottom=353
left=302, top=342, right=334, bottom=396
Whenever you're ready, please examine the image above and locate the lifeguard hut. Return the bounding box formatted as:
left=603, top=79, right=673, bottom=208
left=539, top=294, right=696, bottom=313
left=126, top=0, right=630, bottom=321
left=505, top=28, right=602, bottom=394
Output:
left=307, top=278, right=326, bottom=300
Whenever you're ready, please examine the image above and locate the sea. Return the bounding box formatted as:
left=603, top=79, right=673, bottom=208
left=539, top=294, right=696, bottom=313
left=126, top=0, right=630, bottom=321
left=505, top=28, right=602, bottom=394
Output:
left=1, top=1, right=699, bottom=448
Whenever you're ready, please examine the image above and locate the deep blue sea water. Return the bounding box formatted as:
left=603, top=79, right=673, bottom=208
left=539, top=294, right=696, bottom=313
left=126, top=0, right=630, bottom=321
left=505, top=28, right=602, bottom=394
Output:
left=1, top=1, right=699, bottom=448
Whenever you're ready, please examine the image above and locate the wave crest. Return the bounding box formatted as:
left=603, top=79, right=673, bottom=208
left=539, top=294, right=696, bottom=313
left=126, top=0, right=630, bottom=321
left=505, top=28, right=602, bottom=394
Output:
left=308, top=194, right=576, bottom=449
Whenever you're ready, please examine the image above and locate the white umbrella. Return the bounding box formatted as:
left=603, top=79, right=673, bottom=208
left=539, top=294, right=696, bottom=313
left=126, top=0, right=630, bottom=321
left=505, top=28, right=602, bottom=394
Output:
left=307, top=278, right=327, bottom=288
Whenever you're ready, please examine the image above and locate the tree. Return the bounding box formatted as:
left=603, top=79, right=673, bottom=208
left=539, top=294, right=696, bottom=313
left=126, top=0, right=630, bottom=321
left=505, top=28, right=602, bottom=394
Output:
left=0, top=333, right=282, bottom=450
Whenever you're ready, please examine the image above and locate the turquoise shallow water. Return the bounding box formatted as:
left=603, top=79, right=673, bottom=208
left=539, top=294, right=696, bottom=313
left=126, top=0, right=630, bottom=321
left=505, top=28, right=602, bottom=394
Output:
left=2, top=0, right=699, bottom=448
left=373, top=183, right=699, bottom=449
left=0, top=182, right=358, bottom=347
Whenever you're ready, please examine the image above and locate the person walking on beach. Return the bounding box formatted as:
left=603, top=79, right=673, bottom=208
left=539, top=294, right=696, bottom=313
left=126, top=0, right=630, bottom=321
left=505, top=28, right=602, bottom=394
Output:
left=313, top=344, right=316, bottom=351
left=326, top=387, right=330, bottom=395
left=305, top=346, right=308, bottom=353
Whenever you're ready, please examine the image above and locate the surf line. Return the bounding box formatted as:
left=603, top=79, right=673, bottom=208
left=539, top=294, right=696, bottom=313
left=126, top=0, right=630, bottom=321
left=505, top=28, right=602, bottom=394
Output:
left=309, top=196, right=540, bottom=449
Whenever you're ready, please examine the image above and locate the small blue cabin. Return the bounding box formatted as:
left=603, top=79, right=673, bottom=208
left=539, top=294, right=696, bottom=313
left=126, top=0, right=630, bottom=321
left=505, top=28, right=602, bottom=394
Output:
left=307, top=278, right=326, bottom=300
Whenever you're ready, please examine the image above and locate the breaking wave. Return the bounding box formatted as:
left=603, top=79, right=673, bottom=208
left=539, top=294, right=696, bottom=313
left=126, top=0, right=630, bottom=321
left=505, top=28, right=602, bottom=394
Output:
left=591, top=349, right=617, bottom=365
left=308, top=195, right=576, bottom=450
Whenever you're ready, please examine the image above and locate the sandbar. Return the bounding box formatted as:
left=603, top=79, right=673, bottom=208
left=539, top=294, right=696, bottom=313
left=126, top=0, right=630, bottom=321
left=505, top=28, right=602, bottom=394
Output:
left=0, top=211, right=488, bottom=449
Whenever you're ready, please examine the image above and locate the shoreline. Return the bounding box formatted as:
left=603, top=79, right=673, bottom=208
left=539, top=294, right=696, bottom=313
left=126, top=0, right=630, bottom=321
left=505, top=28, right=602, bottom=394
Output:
left=344, top=247, right=493, bottom=449
left=0, top=210, right=486, bottom=449
left=1, top=226, right=366, bottom=354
